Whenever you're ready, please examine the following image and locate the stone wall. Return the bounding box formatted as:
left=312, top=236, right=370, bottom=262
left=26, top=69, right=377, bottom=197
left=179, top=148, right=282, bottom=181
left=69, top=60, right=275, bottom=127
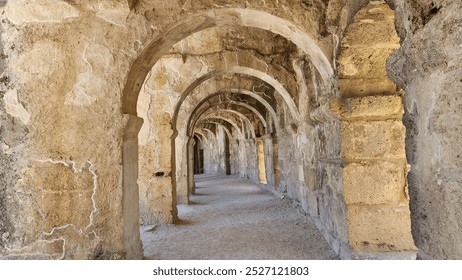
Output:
left=203, top=127, right=225, bottom=174
left=0, top=0, right=147, bottom=259
left=388, top=0, right=462, bottom=259
left=1, top=0, right=461, bottom=260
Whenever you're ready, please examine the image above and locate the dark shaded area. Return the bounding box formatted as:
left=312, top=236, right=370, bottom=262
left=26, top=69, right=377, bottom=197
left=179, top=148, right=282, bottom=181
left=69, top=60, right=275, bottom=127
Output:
left=154, top=171, right=165, bottom=177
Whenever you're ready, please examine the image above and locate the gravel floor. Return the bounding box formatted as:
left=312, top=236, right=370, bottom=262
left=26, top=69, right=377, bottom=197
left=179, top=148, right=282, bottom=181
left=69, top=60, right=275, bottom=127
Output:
left=141, top=174, right=338, bottom=260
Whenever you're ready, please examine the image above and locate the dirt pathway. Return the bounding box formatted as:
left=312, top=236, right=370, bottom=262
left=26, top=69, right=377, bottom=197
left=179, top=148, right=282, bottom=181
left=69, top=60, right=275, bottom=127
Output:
left=141, top=174, right=338, bottom=259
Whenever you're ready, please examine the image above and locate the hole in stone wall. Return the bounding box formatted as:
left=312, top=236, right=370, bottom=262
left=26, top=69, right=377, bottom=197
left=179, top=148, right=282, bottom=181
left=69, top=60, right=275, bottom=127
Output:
left=154, top=172, right=165, bottom=177
left=429, top=2, right=440, bottom=15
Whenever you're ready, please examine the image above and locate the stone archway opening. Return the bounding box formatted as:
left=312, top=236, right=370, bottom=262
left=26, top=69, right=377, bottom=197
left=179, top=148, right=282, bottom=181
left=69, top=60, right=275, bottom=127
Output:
left=122, top=5, right=334, bottom=260
left=2, top=0, right=461, bottom=261
left=129, top=12, right=331, bottom=230
left=122, top=2, right=416, bottom=259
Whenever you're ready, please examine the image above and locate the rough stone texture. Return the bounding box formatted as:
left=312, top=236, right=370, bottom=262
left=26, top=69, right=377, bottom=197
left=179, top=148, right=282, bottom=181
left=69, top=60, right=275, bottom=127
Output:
left=0, top=14, right=29, bottom=256
left=1, top=0, right=461, bottom=260
left=1, top=1, right=143, bottom=259
left=330, top=95, right=403, bottom=120
left=338, top=2, right=400, bottom=98
left=344, top=160, right=407, bottom=204
left=6, top=0, right=80, bottom=25
left=347, top=204, right=416, bottom=252
left=337, top=2, right=414, bottom=257
left=387, top=0, right=462, bottom=259
left=341, top=120, right=406, bottom=159
left=138, top=69, right=177, bottom=224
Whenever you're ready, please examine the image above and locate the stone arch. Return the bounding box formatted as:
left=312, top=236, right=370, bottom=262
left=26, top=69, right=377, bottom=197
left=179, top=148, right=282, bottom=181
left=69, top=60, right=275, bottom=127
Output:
left=123, top=7, right=332, bottom=248
left=195, top=121, right=235, bottom=144
left=175, top=84, right=282, bottom=202
left=193, top=131, right=207, bottom=143
left=183, top=88, right=281, bottom=136
left=195, top=127, right=216, bottom=141
left=122, top=8, right=334, bottom=115
left=191, top=101, right=269, bottom=136
left=196, top=117, right=243, bottom=138
left=230, top=102, right=268, bottom=131
left=194, top=120, right=236, bottom=176
left=196, top=109, right=257, bottom=139
left=173, top=67, right=297, bottom=133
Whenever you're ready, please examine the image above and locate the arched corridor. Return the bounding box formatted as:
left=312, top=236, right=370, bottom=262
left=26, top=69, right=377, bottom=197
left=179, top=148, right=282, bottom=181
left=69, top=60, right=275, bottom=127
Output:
left=142, top=174, right=338, bottom=260
left=1, top=0, right=462, bottom=261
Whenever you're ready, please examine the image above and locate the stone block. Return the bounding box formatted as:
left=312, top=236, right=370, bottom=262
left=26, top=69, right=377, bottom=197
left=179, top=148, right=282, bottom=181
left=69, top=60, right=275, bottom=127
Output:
left=341, top=120, right=405, bottom=159
left=138, top=177, right=175, bottom=224
left=341, top=3, right=398, bottom=47
left=339, top=47, right=398, bottom=79
left=347, top=204, right=416, bottom=252
left=339, top=78, right=399, bottom=97
left=331, top=95, right=403, bottom=120
left=344, top=160, right=407, bottom=204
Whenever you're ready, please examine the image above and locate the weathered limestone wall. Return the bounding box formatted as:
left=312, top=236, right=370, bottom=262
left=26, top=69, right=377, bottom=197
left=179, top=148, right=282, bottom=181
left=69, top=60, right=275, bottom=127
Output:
left=311, top=120, right=349, bottom=256
left=138, top=70, right=176, bottom=224
left=277, top=129, right=304, bottom=199
left=216, top=126, right=227, bottom=173
left=229, top=137, right=240, bottom=175
left=388, top=0, right=462, bottom=259
left=241, top=139, right=259, bottom=182
left=263, top=136, right=276, bottom=187
left=0, top=1, right=150, bottom=259
left=2, top=0, right=460, bottom=261
left=256, top=139, right=267, bottom=184
left=0, top=3, right=29, bottom=256
left=335, top=3, right=415, bottom=257
left=203, top=129, right=222, bottom=174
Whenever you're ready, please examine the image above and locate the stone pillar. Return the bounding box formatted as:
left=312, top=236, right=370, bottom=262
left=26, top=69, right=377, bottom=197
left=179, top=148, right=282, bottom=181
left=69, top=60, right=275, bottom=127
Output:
left=175, top=135, right=189, bottom=205
left=263, top=135, right=275, bottom=187
left=122, top=114, right=144, bottom=259
left=272, top=140, right=281, bottom=188
left=187, top=137, right=195, bottom=196
left=335, top=2, right=415, bottom=258
left=334, top=97, right=416, bottom=258
left=256, top=138, right=267, bottom=184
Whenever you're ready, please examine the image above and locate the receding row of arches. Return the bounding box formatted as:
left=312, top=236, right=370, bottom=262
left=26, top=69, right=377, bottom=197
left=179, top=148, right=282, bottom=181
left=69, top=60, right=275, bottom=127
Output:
left=3, top=0, right=461, bottom=261
left=115, top=1, right=416, bottom=259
